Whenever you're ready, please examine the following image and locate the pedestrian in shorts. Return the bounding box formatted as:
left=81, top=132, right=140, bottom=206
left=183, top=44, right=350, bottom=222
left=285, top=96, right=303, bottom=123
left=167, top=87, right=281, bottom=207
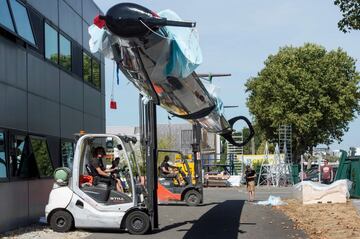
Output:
left=245, top=165, right=256, bottom=202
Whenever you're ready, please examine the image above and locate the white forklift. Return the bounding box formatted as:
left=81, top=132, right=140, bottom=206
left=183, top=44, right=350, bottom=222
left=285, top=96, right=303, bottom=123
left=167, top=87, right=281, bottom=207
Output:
left=45, top=134, right=151, bottom=235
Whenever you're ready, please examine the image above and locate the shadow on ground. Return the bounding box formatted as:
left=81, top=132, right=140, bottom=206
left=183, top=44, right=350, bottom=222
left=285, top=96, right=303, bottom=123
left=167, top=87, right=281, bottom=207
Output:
left=160, top=200, right=253, bottom=239
left=158, top=202, right=221, bottom=207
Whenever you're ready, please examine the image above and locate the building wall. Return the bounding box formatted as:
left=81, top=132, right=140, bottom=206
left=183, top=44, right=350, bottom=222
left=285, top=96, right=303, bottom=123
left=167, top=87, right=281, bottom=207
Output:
left=0, top=0, right=104, bottom=233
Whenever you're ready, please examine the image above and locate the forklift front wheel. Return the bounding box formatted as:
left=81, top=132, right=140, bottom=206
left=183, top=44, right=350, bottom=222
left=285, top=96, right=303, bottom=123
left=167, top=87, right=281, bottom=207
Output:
left=125, top=210, right=150, bottom=235
left=49, top=210, right=73, bottom=233
left=184, top=189, right=201, bottom=206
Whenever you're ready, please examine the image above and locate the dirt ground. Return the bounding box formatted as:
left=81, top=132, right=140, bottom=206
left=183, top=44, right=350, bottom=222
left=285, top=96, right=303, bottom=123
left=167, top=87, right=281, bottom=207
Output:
left=275, top=199, right=360, bottom=239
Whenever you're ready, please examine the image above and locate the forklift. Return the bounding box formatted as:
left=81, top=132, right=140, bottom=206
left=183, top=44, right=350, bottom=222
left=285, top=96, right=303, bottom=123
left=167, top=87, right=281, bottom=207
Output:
left=157, top=148, right=203, bottom=206
left=46, top=134, right=151, bottom=234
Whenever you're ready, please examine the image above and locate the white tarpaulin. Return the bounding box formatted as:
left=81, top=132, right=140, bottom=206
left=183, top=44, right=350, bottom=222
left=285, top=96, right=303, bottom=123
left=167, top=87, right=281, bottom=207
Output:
left=294, top=179, right=352, bottom=204
left=227, top=175, right=242, bottom=187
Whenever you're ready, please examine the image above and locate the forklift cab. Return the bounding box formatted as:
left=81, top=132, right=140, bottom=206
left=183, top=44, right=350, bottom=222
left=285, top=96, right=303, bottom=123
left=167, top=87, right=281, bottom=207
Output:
left=157, top=149, right=202, bottom=206
left=45, top=134, right=150, bottom=235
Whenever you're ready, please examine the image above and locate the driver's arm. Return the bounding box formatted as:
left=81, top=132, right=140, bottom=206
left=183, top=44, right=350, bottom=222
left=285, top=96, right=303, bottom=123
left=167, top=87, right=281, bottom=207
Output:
left=161, top=166, right=171, bottom=173
left=104, top=168, right=115, bottom=173
left=95, top=167, right=110, bottom=177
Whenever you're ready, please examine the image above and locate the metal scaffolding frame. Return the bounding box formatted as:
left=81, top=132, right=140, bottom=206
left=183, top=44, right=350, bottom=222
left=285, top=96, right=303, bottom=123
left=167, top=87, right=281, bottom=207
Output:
left=226, top=133, right=243, bottom=175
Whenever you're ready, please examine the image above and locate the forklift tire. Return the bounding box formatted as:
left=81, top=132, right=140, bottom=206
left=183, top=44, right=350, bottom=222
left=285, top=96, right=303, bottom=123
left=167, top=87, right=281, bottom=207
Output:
left=49, top=210, right=73, bottom=233
left=184, top=189, right=201, bottom=206
left=125, top=211, right=150, bottom=235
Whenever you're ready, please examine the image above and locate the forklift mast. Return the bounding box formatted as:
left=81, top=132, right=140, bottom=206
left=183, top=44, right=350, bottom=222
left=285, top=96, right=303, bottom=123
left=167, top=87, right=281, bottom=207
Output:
left=139, top=94, right=159, bottom=229
left=192, top=124, right=203, bottom=202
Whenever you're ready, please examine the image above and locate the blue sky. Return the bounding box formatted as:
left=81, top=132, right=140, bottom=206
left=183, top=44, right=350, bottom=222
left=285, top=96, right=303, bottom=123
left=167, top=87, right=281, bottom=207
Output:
left=93, top=0, right=360, bottom=150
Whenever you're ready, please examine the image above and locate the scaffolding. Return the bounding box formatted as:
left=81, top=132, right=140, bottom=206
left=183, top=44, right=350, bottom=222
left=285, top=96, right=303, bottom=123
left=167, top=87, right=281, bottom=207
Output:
left=257, top=125, right=293, bottom=187
left=278, top=125, right=293, bottom=185
left=279, top=125, right=292, bottom=164
left=226, top=133, right=243, bottom=175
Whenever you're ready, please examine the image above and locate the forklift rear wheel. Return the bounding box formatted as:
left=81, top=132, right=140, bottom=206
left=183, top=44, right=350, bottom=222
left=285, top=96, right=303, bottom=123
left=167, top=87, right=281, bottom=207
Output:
left=184, top=189, right=201, bottom=206
left=49, top=210, right=73, bottom=232
left=125, top=211, right=150, bottom=235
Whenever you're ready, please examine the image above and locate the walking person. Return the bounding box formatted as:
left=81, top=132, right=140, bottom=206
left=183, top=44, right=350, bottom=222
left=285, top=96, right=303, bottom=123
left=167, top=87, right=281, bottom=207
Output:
left=245, top=165, right=256, bottom=202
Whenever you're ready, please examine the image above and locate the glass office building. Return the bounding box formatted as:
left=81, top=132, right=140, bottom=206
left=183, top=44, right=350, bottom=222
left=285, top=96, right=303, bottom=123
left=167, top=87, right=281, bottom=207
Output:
left=0, top=0, right=105, bottom=232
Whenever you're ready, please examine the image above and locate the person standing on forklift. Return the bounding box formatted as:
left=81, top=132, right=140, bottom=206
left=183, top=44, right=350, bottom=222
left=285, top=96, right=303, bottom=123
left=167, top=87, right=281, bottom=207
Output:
left=245, top=165, right=256, bottom=202
left=90, top=146, right=123, bottom=192
left=160, top=155, right=185, bottom=186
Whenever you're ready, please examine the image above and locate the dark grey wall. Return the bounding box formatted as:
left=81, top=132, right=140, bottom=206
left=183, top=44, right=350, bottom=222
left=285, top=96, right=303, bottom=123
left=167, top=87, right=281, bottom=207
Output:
left=0, top=0, right=105, bottom=139
left=0, top=0, right=105, bottom=233
left=0, top=179, right=53, bottom=233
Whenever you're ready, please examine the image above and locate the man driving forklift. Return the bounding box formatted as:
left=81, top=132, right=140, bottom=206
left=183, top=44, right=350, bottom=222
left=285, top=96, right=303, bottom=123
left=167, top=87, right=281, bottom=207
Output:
left=89, top=146, right=123, bottom=192
left=160, top=155, right=187, bottom=186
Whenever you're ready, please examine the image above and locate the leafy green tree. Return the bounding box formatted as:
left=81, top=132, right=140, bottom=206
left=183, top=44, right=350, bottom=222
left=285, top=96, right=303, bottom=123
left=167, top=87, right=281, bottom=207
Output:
left=334, top=0, right=360, bottom=32
left=246, top=43, right=360, bottom=162
left=157, top=135, right=175, bottom=165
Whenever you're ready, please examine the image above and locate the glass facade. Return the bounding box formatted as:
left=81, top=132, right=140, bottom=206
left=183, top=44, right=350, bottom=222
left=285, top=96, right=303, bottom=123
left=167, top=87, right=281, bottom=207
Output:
left=10, top=135, right=39, bottom=179
left=0, top=132, right=6, bottom=179
left=59, top=34, right=71, bottom=71
left=30, top=137, right=53, bottom=178
left=83, top=52, right=92, bottom=83
left=0, top=0, right=15, bottom=32
left=61, top=141, right=74, bottom=170
left=45, top=23, right=58, bottom=64
left=9, top=0, right=35, bottom=45
left=0, top=0, right=104, bottom=181
left=92, top=60, right=101, bottom=89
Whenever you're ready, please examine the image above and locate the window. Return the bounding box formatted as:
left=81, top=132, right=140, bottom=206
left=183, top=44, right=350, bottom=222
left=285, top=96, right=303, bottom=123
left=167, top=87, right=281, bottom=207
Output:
left=10, top=135, right=38, bottom=179
left=0, top=0, right=15, bottom=32
left=83, top=53, right=101, bottom=90
left=45, top=23, right=58, bottom=64
left=0, top=132, right=7, bottom=179
left=61, top=141, right=74, bottom=170
left=9, top=0, right=35, bottom=45
left=59, top=34, right=71, bottom=71
left=83, top=52, right=92, bottom=83
left=92, top=60, right=101, bottom=89
left=30, top=137, right=53, bottom=178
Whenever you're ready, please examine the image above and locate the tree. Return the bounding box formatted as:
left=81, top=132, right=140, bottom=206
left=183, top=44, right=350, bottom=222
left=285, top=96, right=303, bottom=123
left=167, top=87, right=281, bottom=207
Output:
left=157, top=135, right=175, bottom=165
left=334, top=0, right=360, bottom=32
left=246, top=43, right=360, bottom=162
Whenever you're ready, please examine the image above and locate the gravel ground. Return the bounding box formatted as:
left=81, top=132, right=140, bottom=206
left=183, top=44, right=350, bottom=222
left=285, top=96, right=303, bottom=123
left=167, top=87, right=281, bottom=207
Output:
left=0, top=224, right=90, bottom=239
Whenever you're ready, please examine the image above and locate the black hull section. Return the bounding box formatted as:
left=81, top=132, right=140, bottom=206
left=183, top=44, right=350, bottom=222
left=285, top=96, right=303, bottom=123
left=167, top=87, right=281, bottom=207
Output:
left=100, top=3, right=254, bottom=146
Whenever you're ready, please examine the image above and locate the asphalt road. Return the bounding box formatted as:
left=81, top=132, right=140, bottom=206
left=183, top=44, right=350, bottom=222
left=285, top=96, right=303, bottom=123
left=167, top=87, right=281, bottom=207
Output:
left=86, top=187, right=307, bottom=239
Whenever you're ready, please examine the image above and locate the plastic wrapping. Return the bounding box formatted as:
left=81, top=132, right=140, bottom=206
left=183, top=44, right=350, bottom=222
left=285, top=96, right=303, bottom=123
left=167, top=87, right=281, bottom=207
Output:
left=227, top=175, right=241, bottom=186
left=294, top=179, right=352, bottom=204
left=257, top=195, right=287, bottom=206
left=159, top=9, right=202, bottom=79
left=204, top=83, right=224, bottom=114
left=88, top=24, right=114, bottom=59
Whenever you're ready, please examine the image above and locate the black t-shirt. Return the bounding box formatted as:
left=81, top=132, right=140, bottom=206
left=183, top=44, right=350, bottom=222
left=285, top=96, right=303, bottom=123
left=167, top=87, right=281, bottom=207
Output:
left=245, top=169, right=256, bottom=182
left=160, top=161, right=171, bottom=174
left=90, top=157, right=106, bottom=176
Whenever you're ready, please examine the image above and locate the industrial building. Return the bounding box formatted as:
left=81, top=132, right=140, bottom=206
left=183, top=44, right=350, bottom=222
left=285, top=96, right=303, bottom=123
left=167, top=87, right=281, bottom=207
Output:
left=0, top=0, right=105, bottom=232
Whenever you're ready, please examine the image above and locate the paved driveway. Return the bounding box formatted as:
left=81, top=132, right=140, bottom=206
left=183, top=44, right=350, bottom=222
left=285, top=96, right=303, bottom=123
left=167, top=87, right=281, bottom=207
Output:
left=87, top=187, right=307, bottom=239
